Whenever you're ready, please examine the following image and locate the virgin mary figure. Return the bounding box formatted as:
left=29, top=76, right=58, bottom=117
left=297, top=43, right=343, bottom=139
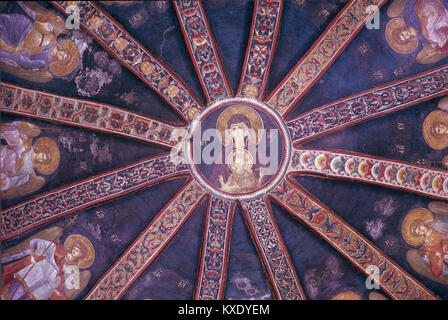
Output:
left=213, top=105, right=265, bottom=194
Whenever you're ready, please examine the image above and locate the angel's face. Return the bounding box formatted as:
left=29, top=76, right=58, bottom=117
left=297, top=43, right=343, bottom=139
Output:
left=50, top=47, right=69, bottom=64
left=33, top=151, right=48, bottom=164
left=415, top=225, right=429, bottom=236
left=443, top=157, right=448, bottom=168
left=399, top=30, right=411, bottom=42
left=71, top=246, right=81, bottom=257
left=435, top=123, right=448, bottom=135
left=67, top=245, right=81, bottom=262
left=56, top=49, right=68, bottom=62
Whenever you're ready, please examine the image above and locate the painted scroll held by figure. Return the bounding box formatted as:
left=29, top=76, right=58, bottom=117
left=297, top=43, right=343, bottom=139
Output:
left=0, top=2, right=80, bottom=82
left=386, top=0, right=448, bottom=65
left=0, top=225, right=95, bottom=300
left=0, top=121, right=60, bottom=200
left=401, top=203, right=448, bottom=286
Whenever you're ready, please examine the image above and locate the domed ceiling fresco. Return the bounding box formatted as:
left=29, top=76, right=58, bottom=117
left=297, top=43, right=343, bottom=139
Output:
left=1, top=0, right=448, bottom=301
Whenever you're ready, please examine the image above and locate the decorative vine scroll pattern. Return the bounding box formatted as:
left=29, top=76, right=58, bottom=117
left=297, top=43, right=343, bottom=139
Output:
left=53, top=1, right=203, bottom=121
left=195, top=197, right=234, bottom=300
left=290, top=149, right=448, bottom=200
left=270, top=178, right=438, bottom=300
left=238, top=0, right=283, bottom=99
left=267, top=0, right=386, bottom=114
left=2, top=155, right=189, bottom=240
left=241, top=198, right=305, bottom=300
left=174, top=0, right=232, bottom=102
left=287, top=65, right=448, bottom=144
left=86, top=180, right=206, bottom=300
left=0, top=82, right=179, bottom=148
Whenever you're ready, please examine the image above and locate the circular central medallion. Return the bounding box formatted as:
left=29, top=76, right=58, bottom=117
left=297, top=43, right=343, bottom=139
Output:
left=186, top=97, right=290, bottom=200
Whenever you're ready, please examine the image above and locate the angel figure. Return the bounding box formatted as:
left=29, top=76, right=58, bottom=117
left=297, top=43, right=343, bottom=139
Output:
left=400, top=202, right=448, bottom=286
left=0, top=225, right=95, bottom=300
left=0, top=2, right=80, bottom=82
left=0, top=121, right=60, bottom=199
left=386, top=0, right=448, bottom=65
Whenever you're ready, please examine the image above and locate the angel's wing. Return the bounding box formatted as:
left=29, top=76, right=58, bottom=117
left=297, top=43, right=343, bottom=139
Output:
left=0, top=121, right=40, bottom=137
left=406, top=249, right=448, bottom=287
left=18, top=121, right=41, bottom=137
left=17, top=1, right=38, bottom=21
left=17, top=1, right=68, bottom=36
left=387, top=0, right=408, bottom=18
left=1, top=226, right=63, bottom=258
left=0, top=174, right=45, bottom=200
left=65, top=270, right=91, bottom=300
left=428, top=202, right=448, bottom=234
left=0, top=62, right=54, bottom=83
left=416, top=45, right=448, bottom=65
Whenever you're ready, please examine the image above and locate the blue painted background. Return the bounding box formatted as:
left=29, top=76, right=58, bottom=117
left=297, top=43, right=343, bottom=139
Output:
left=2, top=0, right=448, bottom=300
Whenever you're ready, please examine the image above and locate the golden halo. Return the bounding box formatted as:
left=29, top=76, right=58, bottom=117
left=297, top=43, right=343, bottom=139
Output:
left=216, top=105, right=263, bottom=146
left=331, top=291, right=362, bottom=300
left=368, top=292, right=387, bottom=300
left=49, top=40, right=80, bottom=77
left=227, top=149, right=254, bottom=171
left=32, top=137, right=60, bottom=175
left=385, top=18, right=418, bottom=54
left=401, top=208, right=434, bottom=246
left=64, top=234, right=95, bottom=269
left=422, top=110, right=448, bottom=150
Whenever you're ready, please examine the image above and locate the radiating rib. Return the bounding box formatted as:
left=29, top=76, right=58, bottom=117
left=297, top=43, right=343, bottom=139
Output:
left=51, top=1, right=203, bottom=122
left=174, top=0, right=233, bottom=103
left=270, top=178, right=438, bottom=300
left=288, top=64, right=448, bottom=145
left=240, top=197, right=306, bottom=300
left=290, top=148, right=448, bottom=200
left=195, top=196, right=235, bottom=300
left=85, top=180, right=206, bottom=300
left=1, top=154, right=189, bottom=240
left=266, top=0, right=386, bottom=115
left=0, top=82, right=182, bottom=148
left=237, top=0, right=283, bottom=100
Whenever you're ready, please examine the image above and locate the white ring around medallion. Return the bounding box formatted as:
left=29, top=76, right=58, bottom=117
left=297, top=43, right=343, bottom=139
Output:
left=185, top=96, right=291, bottom=201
